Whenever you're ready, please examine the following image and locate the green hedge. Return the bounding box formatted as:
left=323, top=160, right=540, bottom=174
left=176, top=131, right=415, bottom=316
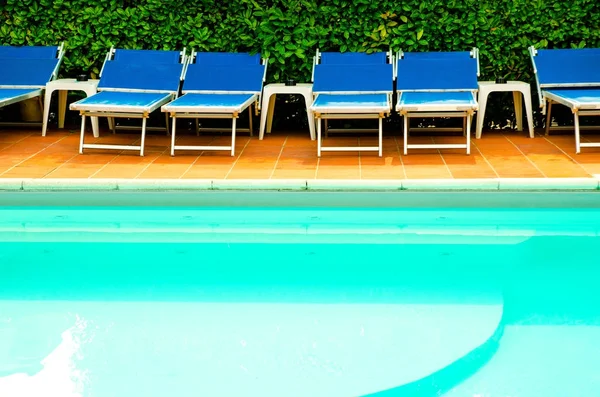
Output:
left=1, top=0, right=600, bottom=127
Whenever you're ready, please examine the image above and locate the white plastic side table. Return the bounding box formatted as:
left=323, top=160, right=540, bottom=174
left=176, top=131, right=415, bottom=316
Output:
left=476, top=81, right=534, bottom=139
left=42, top=79, right=100, bottom=137
left=259, top=83, right=315, bottom=140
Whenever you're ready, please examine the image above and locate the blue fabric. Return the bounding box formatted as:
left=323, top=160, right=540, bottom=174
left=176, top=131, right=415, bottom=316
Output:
left=312, top=94, right=389, bottom=109
left=182, top=63, right=264, bottom=92
left=0, top=45, right=58, bottom=59
left=535, top=49, right=600, bottom=86
left=545, top=89, right=600, bottom=105
left=399, top=92, right=476, bottom=106
left=396, top=58, right=478, bottom=90
left=319, top=52, right=388, bottom=64
left=99, top=61, right=183, bottom=92
left=0, top=59, right=57, bottom=86
left=75, top=91, right=171, bottom=108
left=195, top=52, right=261, bottom=65
left=312, top=64, right=393, bottom=92
left=402, top=51, right=472, bottom=60
left=166, top=93, right=255, bottom=109
left=0, top=88, right=40, bottom=103
left=113, top=49, right=182, bottom=64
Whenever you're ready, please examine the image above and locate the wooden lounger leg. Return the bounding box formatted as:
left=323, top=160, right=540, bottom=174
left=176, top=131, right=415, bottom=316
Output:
left=79, top=115, right=86, bottom=154
left=139, top=117, right=147, bottom=157
left=170, top=116, right=177, bottom=157
left=165, top=113, right=170, bottom=136
left=195, top=119, right=200, bottom=136
left=574, top=111, right=581, bottom=154
left=231, top=117, right=237, bottom=157
left=545, top=101, right=553, bottom=136
left=248, top=105, right=254, bottom=137
left=378, top=116, right=383, bottom=157
left=403, top=114, right=409, bottom=155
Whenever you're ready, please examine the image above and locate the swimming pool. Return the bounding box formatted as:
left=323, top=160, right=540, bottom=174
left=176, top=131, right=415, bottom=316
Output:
left=0, top=192, right=599, bottom=397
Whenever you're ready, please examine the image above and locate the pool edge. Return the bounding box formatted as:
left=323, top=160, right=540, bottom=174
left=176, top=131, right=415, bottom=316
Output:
left=0, top=177, right=599, bottom=192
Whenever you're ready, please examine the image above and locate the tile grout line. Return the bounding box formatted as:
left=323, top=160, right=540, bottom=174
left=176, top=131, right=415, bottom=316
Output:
left=433, top=137, right=453, bottom=179
left=471, top=140, right=500, bottom=178
left=179, top=135, right=219, bottom=179
left=542, top=135, right=593, bottom=177
left=269, top=135, right=288, bottom=180
left=223, top=138, right=252, bottom=180
left=0, top=134, right=74, bottom=177
left=503, top=132, right=547, bottom=178
left=393, top=136, right=408, bottom=179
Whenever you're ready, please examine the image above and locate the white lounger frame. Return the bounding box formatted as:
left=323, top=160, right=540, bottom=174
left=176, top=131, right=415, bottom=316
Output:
left=396, top=48, right=479, bottom=155
left=529, top=46, right=600, bottom=154
left=163, top=51, right=268, bottom=156
left=311, top=50, right=394, bottom=157
left=74, top=48, right=188, bottom=156
left=0, top=42, right=65, bottom=127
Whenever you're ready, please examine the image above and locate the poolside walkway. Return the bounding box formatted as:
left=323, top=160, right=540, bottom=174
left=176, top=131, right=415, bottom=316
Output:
left=1, top=128, right=600, bottom=180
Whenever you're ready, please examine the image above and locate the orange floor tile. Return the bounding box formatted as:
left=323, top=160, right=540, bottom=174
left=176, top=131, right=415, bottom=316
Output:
left=1, top=126, right=599, bottom=180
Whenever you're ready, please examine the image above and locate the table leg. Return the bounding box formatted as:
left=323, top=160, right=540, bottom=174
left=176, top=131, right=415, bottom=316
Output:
left=41, top=88, right=54, bottom=136
left=58, top=90, right=67, bottom=129
left=259, top=92, right=271, bottom=140
left=513, top=91, right=523, bottom=131
left=523, top=88, right=535, bottom=138
left=266, top=95, right=276, bottom=134
left=476, top=90, right=489, bottom=139
left=302, top=92, right=316, bottom=140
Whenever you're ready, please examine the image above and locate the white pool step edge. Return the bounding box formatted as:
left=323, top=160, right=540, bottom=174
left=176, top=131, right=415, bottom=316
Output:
left=0, top=177, right=599, bottom=191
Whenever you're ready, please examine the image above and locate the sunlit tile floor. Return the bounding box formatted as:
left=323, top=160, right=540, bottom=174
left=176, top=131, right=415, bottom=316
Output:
left=1, top=126, right=599, bottom=179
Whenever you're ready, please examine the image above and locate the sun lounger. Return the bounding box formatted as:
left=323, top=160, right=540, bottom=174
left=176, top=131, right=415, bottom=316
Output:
left=529, top=46, right=600, bottom=153
left=310, top=51, right=394, bottom=157
left=396, top=49, right=479, bottom=155
left=0, top=44, right=65, bottom=120
left=161, top=51, right=267, bottom=156
left=70, top=47, right=187, bottom=156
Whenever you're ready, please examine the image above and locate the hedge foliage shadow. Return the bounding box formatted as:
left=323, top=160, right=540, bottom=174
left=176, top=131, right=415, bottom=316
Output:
left=1, top=0, right=599, bottom=129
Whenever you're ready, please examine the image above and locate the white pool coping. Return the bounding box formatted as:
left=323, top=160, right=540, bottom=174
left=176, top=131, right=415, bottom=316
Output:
left=0, top=177, right=599, bottom=192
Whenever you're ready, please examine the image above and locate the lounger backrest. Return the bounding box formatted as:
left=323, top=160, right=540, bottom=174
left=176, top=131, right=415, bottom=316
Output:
left=0, top=45, right=59, bottom=59
left=194, top=52, right=261, bottom=65
left=112, top=49, right=182, bottom=64
left=98, top=61, right=184, bottom=92
left=396, top=55, right=478, bottom=91
left=312, top=64, right=393, bottom=93
left=401, top=51, right=472, bottom=60
left=532, top=48, right=600, bottom=87
left=0, top=58, right=59, bottom=87
left=319, top=52, right=388, bottom=64
left=182, top=63, right=265, bottom=93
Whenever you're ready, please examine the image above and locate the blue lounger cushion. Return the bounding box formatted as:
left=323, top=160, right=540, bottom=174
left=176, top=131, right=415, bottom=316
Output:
left=311, top=94, right=390, bottom=113
left=397, top=92, right=477, bottom=111
left=182, top=64, right=265, bottom=93
left=534, top=49, right=600, bottom=86
left=71, top=91, right=173, bottom=113
left=98, top=61, right=183, bottom=92
left=312, top=64, right=394, bottom=93
left=0, top=59, right=58, bottom=87
left=0, top=88, right=42, bottom=107
left=397, top=58, right=478, bottom=91
left=112, top=49, right=182, bottom=64
left=163, top=93, right=256, bottom=113
left=319, top=52, right=388, bottom=64
left=0, top=45, right=58, bottom=59
left=544, top=89, right=600, bottom=109
left=195, top=52, right=261, bottom=65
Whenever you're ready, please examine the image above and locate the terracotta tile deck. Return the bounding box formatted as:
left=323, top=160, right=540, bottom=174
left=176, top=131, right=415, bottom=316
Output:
left=1, top=126, right=600, bottom=180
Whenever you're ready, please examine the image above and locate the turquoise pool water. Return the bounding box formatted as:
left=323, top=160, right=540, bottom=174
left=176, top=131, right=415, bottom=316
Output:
left=0, top=193, right=599, bottom=396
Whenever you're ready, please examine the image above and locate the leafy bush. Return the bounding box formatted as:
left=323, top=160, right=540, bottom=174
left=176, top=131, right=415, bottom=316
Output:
left=1, top=0, right=599, bottom=128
